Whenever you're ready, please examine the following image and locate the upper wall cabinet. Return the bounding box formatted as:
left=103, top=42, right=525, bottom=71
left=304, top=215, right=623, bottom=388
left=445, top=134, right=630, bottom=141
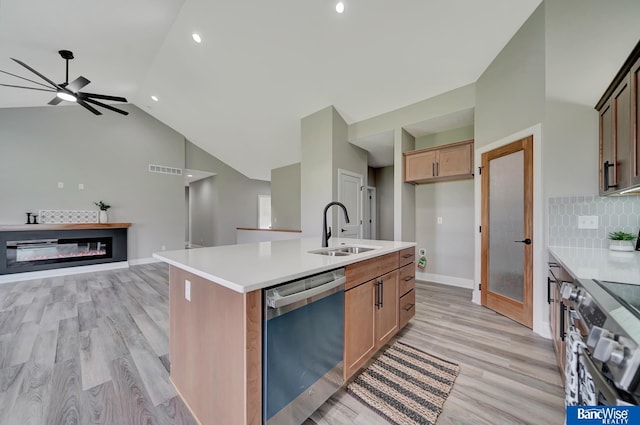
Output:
left=596, top=40, right=640, bottom=195
left=403, top=139, right=474, bottom=184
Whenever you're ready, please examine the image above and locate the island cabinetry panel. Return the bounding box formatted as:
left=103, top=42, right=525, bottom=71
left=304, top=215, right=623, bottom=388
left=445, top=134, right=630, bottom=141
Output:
left=403, top=140, right=474, bottom=184
left=344, top=279, right=377, bottom=380
left=399, top=289, right=416, bottom=329
left=632, top=56, right=640, bottom=186
left=344, top=253, right=403, bottom=380
left=169, top=266, right=261, bottom=425
left=375, top=269, right=399, bottom=347
left=345, top=252, right=399, bottom=290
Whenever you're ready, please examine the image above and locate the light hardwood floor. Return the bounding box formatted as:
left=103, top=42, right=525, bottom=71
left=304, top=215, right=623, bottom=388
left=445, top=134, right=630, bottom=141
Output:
left=0, top=264, right=564, bottom=425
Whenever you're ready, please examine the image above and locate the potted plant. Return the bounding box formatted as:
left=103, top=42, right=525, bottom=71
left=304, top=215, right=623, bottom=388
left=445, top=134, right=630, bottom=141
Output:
left=94, top=201, right=111, bottom=223
left=608, top=231, right=637, bottom=252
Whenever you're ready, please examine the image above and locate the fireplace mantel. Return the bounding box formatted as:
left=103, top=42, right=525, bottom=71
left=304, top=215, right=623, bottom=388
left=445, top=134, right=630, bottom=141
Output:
left=0, top=223, right=131, bottom=231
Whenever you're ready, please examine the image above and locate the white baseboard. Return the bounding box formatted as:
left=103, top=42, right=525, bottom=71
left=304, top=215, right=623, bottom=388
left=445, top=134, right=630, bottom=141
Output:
left=416, top=272, right=475, bottom=289
left=0, top=261, right=130, bottom=285
left=128, top=257, right=161, bottom=266
left=534, top=320, right=552, bottom=339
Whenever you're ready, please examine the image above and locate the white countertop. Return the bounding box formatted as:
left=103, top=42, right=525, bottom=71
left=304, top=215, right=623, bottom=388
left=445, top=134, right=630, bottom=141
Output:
left=153, top=238, right=415, bottom=293
left=549, top=246, right=640, bottom=285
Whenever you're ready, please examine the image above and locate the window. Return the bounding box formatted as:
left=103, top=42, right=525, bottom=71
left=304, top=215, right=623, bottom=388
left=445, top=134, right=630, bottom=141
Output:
left=258, top=195, right=271, bottom=229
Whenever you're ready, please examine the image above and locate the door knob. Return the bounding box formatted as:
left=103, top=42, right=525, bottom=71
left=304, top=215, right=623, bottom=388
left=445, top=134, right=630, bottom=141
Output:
left=514, top=238, right=532, bottom=245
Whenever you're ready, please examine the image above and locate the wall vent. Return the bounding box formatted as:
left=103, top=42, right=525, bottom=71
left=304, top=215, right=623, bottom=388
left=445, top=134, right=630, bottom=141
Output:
left=148, top=164, right=183, bottom=176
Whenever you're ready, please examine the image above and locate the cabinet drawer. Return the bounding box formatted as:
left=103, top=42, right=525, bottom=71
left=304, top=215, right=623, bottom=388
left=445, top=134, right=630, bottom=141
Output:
left=346, top=252, right=399, bottom=290
left=398, top=263, right=415, bottom=296
left=399, top=247, right=415, bottom=267
left=399, top=289, right=416, bottom=329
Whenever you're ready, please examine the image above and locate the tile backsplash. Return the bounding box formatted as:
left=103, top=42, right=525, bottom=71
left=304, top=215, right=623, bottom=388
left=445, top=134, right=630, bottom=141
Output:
left=548, top=195, right=640, bottom=248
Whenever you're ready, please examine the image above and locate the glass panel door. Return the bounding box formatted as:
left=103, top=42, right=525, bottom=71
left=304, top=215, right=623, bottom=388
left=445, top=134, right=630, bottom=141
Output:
left=488, top=150, right=524, bottom=302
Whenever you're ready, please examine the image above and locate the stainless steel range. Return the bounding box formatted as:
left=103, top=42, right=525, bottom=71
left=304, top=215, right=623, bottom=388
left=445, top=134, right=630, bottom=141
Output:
left=561, top=278, right=640, bottom=406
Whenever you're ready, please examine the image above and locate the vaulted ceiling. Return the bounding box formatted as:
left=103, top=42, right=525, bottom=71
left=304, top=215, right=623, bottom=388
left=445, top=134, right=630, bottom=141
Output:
left=0, top=0, right=544, bottom=180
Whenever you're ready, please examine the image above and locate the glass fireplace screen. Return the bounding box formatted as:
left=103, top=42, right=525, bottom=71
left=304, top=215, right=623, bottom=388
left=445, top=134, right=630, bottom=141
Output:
left=6, top=237, right=112, bottom=268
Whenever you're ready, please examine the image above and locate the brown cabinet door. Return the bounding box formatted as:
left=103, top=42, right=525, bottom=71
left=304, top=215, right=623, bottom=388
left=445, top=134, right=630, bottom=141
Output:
left=632, top=57, right=640, bottom=186
left=404, top=150, right=436, bottom=182
left=375, top=270, right=399, bottom=347
left=600, top=100, right=615, bottom=194
left=614, top=76, right=632, bottom=191
left=437, top=142, right=473, bottom=177
left=344, top=280, right=376, bottom=380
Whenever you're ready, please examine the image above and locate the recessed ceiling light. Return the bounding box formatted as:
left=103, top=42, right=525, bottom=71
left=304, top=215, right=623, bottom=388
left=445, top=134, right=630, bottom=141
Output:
left=192, top=33, right=202, bottom=43
left=187, top=174, right=193, bottom=178
left=151, top=95, right=159, bottom=102
left=336, top=2, right=344, bottom=13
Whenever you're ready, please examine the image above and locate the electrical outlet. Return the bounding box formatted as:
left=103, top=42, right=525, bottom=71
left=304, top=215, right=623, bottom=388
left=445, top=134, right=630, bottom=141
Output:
left=57, top=182, right=64, bottom=189
left=185, top=280, right=191, bottom=302
left=161, top=245, right=166, bottom=251
left=418, top=248, right=426, bottom=256
left=578, top=216, right=598, bottom=229
left=437, top=217, right=443, bottom=225
left=78, top=183, right=84, bottom=190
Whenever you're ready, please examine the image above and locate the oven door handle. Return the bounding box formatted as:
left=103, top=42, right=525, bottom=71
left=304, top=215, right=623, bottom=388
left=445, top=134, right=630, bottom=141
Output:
left=579, top=346, right=623, bottom=405
left=266, top=276, right=346, bottom=309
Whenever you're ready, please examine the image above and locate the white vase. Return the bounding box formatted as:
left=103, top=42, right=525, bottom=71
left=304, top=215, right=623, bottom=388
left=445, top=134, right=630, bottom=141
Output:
left=99, top=210, right=108, bottom=223
left=609, top=240, right=634, bottom=251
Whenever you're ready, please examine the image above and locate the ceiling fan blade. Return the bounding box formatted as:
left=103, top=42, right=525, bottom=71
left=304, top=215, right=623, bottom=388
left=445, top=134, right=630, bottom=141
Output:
left=67, top=76, right=90, bottom=92
left=0, top=83, right=56, bottom=93
left=78, top=92, right=127, bottom=102
left=0, top=69, right=54, bottom=89
left=11, top=58, right=60, bottom=89
left=48, top=96, right=63, bottom=105
left=76, top=98, right=102, bottom=115
left=83, top=97, right=129, bottom=116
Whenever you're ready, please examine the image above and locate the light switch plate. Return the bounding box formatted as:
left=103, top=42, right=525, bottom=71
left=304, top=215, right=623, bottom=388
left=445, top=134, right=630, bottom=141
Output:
left=437, top=217, right=443, bottom=224
left=578, top=216, right=598, bottom=229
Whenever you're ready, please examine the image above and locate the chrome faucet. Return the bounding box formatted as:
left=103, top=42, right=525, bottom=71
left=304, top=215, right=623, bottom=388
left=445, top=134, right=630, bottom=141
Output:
left=322, top=201, right=350, bottom=247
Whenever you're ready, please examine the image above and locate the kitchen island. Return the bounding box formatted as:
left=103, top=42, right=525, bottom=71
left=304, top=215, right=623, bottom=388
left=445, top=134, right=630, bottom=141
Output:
left=153, top=237, right=415, bottom=425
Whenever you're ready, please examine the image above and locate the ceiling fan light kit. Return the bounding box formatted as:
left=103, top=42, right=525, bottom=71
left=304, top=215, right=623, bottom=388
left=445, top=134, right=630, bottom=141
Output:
left=0, top=49, right=129, bottom=116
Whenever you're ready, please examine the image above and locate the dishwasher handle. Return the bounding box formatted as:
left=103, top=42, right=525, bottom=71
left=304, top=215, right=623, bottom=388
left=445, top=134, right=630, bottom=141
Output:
left=267, top=276, right=346, bottom=309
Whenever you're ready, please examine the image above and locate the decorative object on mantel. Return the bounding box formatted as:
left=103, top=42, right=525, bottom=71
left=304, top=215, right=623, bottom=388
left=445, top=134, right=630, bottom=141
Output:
left=39, top=210, right=99, bottom=224
left=24, top=212, right=39, bottom=224
left=94, top=201, right=111, bottom=224
left=608, top=231, right=637, bottom=252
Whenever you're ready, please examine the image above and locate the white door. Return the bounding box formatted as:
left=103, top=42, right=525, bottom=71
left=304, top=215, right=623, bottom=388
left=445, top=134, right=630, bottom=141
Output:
left=363, top=186, right=377, bottom=240
left=338, top=169, right=363, bottom=238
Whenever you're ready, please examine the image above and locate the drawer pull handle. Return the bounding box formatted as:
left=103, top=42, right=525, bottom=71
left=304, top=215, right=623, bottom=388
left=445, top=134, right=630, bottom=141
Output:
left=403, top=276, right=414, bottom=282
left=402, top=254, right=413, bottom=259
left=403, top=303, right=415, bottom=312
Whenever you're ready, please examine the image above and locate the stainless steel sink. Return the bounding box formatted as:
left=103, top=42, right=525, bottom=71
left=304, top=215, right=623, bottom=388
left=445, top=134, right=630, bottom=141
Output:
left=309, top=245, right=381, bottom=256
left=312, top=250, right=351, bottom=256
left=334, top=246, right=375, bottom=254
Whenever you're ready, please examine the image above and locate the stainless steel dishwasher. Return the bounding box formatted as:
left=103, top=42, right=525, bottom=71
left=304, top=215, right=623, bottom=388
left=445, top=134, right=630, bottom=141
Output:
left=263, top=268, right=345, bottom=425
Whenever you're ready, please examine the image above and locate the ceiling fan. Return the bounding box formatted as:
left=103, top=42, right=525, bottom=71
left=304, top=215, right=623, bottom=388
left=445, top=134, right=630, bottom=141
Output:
left=0, top=50, right=128, bottom=116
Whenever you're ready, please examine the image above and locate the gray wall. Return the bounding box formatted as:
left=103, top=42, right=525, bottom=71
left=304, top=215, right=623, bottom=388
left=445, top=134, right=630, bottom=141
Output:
left=301, top=106, right=368, bottom=237
left=0, top=104, right=185, bottom=259
left=301, top=107, right=334, bottom=236
left=398, top=128, right=416, bottom=241
left=474, top=4, right=545, bottom=149
left=185, top=141, right=271, bottom=246
left=270, top=163, right=301, bottom=230
left=189, top=176, right=215, bottom=246
left=375, top=166, right=395, bottom=241
left=414, top=126, right=475, bottom=280
left=185, top=186, right=190, bottom=242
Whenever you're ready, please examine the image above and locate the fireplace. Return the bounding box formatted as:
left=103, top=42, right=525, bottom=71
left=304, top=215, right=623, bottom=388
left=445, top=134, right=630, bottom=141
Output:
left=0, top=226, right=128, bottom=275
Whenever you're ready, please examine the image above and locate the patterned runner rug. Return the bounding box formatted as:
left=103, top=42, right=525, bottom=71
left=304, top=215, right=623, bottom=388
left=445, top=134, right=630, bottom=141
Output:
left=347, top=341, right=460, bottom=425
